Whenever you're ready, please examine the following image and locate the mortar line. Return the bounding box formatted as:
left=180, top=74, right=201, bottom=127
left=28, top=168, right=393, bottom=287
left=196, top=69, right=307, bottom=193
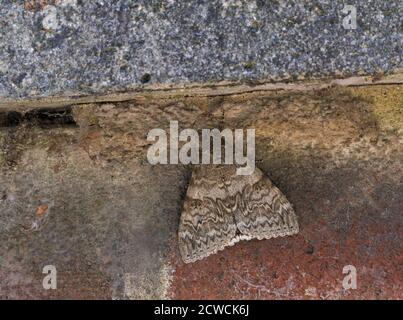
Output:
left=0, top=74, right=401, bottom=111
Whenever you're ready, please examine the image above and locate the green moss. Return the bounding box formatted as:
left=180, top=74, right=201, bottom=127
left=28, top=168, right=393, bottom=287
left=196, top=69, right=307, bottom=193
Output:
left=243, top=61, right=255, bottom=70
left=251, top=20, right=260, bottom=29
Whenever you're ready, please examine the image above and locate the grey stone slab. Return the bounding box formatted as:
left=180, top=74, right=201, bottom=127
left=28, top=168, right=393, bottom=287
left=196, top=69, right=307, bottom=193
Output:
left=0, top=0, right=402, bottom=100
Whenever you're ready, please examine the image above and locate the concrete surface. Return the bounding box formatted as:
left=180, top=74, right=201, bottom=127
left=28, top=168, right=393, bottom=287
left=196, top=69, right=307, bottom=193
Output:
left=0, top=0, right=402, bottom=100
left=0, top=84, right=401, bottom=299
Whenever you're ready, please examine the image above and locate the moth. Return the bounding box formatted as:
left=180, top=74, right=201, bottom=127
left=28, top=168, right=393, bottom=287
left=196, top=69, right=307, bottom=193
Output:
left=178, top=165, right=299, bottom=263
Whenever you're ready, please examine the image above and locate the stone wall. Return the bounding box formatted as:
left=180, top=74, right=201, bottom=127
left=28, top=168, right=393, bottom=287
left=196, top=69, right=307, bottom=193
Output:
left=0, top=83, right=401, bottom=299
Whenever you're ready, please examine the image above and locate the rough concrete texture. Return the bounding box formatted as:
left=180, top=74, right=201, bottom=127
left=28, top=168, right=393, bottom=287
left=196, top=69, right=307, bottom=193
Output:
left=0, top=84, right=401, bottom=299
left=0, top=0, right=402, bottom=100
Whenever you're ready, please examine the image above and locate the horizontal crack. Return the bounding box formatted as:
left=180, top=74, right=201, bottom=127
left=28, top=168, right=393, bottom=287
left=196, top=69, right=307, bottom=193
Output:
left=0, top=73, right=402, bottom=111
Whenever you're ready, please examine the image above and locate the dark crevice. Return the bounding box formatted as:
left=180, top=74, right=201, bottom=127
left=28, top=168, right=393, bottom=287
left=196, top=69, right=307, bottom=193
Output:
left=0, top=107, right=77, bottom=128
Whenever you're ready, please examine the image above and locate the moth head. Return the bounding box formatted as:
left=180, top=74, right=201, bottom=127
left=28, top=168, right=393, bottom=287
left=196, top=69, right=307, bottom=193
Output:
left=190, top=199, right=203, bottom=210
left=252, top=180, right=269, bottom=195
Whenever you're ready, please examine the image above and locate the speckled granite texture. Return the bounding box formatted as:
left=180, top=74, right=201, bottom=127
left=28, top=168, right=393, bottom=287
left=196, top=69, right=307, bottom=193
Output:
left=0, top=0, right=401, bottom=100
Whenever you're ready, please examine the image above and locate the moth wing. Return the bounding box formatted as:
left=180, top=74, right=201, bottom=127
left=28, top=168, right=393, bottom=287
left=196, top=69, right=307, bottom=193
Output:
left=178, top=196, right=237, bottom=263
left=234, top=172, right=299, bottom=240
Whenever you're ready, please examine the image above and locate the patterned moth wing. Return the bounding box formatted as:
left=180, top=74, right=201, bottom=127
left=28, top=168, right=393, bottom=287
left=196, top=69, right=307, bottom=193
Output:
left=178, top=165, right=299, bottom=263
left=178, top=166, right=239, bottom=263
left=178, top=197, right=237, bottom=263
left=233, top=171, right=299, bottom=240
